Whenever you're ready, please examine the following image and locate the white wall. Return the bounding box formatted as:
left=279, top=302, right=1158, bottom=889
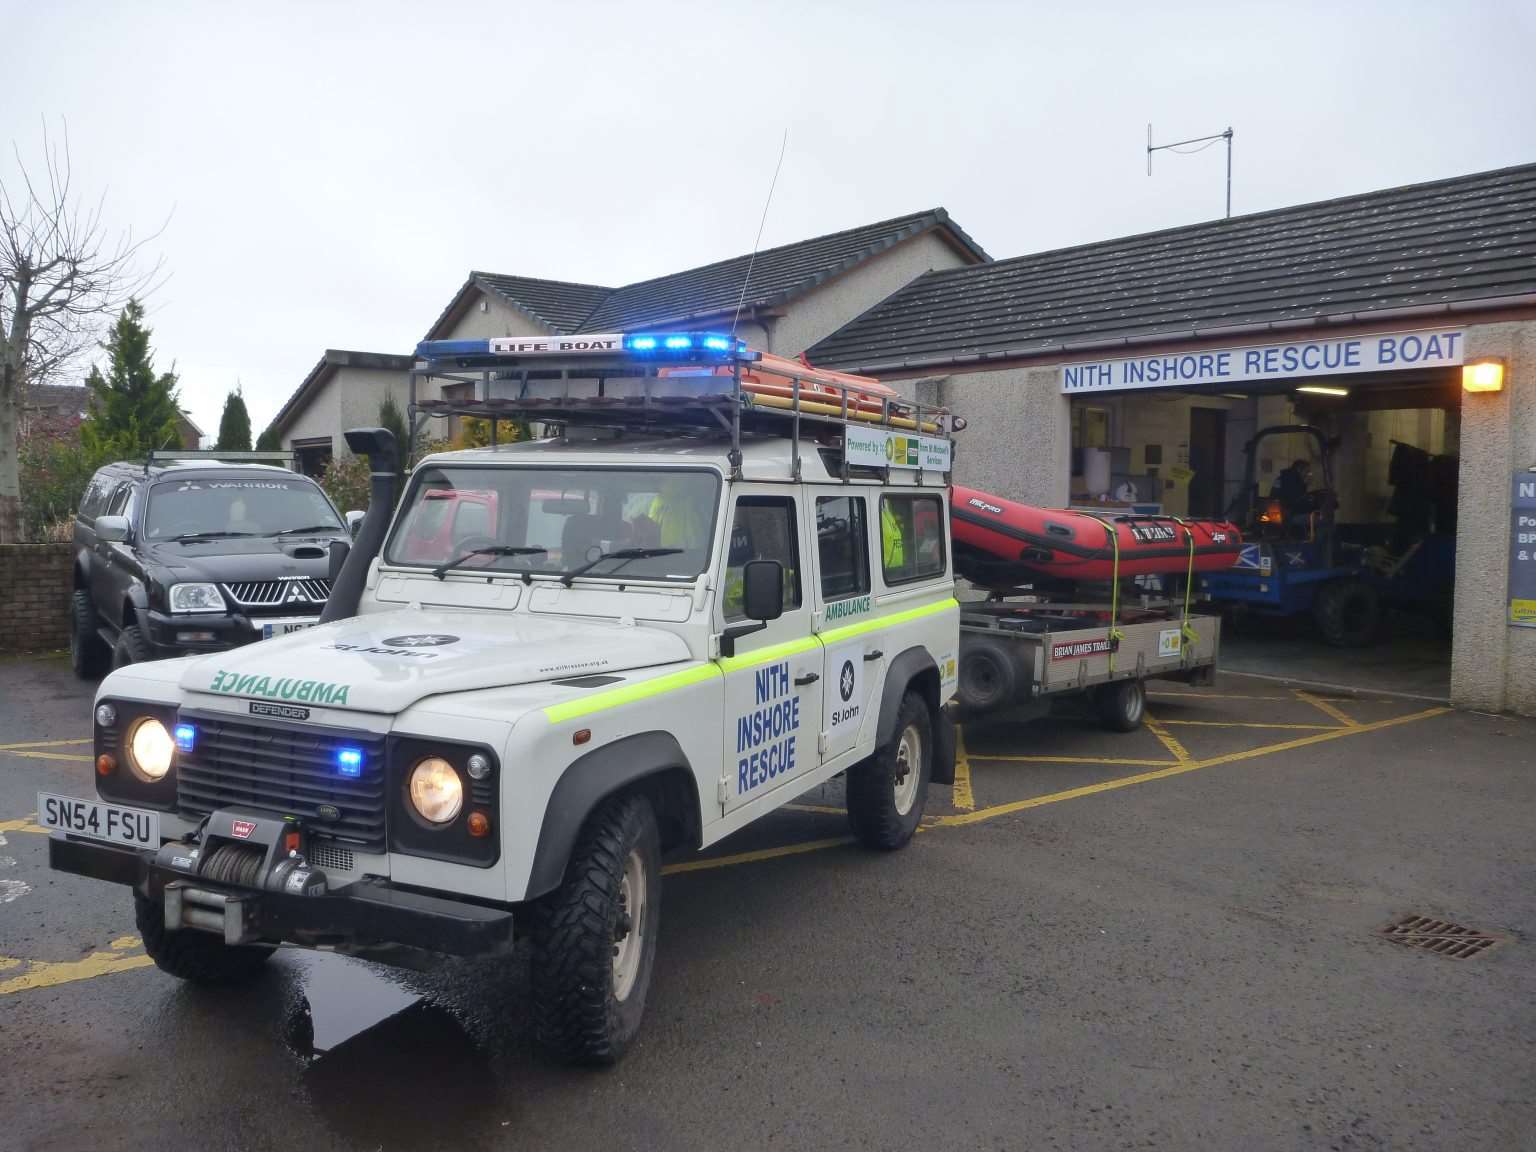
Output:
left=444, top=293, right=551, bottom=341
left=281, top=371, right=340, bottom=451
left=930, top=365, right=1070, bottom=506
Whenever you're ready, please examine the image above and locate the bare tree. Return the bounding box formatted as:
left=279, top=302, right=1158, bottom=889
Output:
left=0, top=122, right=163, bottom=543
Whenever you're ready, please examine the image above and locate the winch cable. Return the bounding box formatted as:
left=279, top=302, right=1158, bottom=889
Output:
left=202, top=842, right=266, bottom=888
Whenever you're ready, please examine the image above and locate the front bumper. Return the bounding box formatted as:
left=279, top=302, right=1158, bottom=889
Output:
left=49, top=835, right=515, bottom=962
left=142, top=609, right=322, bottom=655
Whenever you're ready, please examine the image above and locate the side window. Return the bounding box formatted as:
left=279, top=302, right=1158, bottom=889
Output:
left=723, top=496, right=801, bottom=620
left=816, top=495, right=869, bottom=601
left=879, top=494, right=946, bottom=584
left=106, top=483, right=133, bottom=517
left=79, top=474, right=109, bottom=518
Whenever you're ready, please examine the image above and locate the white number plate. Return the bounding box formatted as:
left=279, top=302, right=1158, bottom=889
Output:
left=37, top=792, right=160, bottom=849
left=262, top=618, right=316, bottom=639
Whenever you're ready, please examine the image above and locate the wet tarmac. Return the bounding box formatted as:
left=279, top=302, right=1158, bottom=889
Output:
left=3, top=652, right=1534, bottom=1150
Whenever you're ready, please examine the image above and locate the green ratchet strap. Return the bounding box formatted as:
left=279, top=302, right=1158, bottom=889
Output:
left=1171, top=516, right=1200, bottom=650
left=1082, top=513, right=1125, bottom=673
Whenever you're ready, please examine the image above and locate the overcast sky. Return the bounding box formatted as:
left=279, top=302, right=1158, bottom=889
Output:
left=6, top=0, right=1534, bottom=436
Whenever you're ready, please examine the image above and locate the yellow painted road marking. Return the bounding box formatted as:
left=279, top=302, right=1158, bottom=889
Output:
left=1158, top=720, right=1339, bottom=731
left=0, top=816, right=47, bottom=835
left=1143, top=711, right=1193, bottom=764
left=663, top=835, right=852, bottom=875
left=0, top=945, right=154, bottom=996
left=970, top=754, right=1179, bottom=767
left=936, top=707, right=1450, bottom=829
left=1147, top=692, right=1288, bottom=701
left=1295, top=690, right=1359, bottom=727
left=2, top=749, right=93, bottom=763
left=0, top=738, right=91, bottom=751
left=951, top=725, right=975, bottom=811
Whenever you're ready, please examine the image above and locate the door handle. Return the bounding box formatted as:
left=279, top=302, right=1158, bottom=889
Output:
left=864, top=650, right=883, bottom=661
left=794, top=672, right=820, bottom=686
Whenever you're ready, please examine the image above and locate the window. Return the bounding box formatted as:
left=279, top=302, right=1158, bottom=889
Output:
left=879, top=494, right=946, bottom=584
left=724, top=496, right=801, bottom=620
left=106, top=483, right=134, bottom=517
left=816, top=495, right=869, bottom=601
left=144, top=478, right=340, bottom=540
left=79, top=473, right=115, bottom=518
left=384, top=466, right=720, bottom=581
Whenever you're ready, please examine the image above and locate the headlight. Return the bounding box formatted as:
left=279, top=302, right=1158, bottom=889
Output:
left=408, top=757, right=464, bottom=825
left=168, top=582, right=225, bottom=614
left=126, top=717, right=175, bottom=781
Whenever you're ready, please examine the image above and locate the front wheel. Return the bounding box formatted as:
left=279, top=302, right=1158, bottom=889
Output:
left=134, top=893, right=273, bottom=986
left=846, top=690, right=932, bottom=850
left=529, top=792, right=661, bottom=1065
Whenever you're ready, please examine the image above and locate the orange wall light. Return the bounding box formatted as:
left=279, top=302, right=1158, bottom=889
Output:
left=1462, top=358, right=1506, bottom=393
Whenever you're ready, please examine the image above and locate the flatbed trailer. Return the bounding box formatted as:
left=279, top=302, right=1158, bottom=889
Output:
left=955, top=598, right=1221, bottom=731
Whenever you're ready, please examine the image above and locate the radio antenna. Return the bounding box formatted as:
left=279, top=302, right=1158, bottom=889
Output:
left=1147, top=123, right=1234, bottom=218
left=731, top=129, right=789, bottom=341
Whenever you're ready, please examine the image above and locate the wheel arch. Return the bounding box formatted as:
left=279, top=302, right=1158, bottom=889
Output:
left=874, top=646, right=952, bottom=785
left=525, top=731, right=700, bottom=901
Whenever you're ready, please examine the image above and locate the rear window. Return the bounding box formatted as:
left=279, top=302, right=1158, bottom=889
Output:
left=879, top=494, right=946, bottom=584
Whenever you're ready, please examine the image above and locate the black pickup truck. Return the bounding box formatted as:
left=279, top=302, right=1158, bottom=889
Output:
left=70, top=460, right=359, bottom=677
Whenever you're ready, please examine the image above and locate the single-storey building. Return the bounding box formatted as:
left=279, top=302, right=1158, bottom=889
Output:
left=808, top=162, right=1536, bottom=715
left=265, top=208, right=988, bottom=462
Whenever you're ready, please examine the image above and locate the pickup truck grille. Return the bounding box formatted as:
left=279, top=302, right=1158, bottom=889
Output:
left=175, top=710, right=386, bottom=851
left=222, top=577, right=331, bottom=608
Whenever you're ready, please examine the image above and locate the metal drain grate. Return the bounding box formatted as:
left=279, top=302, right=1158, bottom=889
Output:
left=1378, top=914, right=1501, bottom=959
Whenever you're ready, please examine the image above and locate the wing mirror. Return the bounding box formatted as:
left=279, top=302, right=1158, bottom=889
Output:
left=95, top=515, right=130, bottom=543
left=345, top=510, right=365, bottom=538
left=719, top=559, right=784, bottom=658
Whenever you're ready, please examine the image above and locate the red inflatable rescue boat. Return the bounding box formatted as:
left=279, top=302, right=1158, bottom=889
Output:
left=951, top=485, right=1242, bottom=582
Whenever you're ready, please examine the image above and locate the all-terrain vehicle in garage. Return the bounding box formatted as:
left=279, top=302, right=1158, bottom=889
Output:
left=44, top=333, right=960, bottom=1063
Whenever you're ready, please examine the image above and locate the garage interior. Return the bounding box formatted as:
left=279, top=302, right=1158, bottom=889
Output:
left=1069, top=366, right=1460, bottom=698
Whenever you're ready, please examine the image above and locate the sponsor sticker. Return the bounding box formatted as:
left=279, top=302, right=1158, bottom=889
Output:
left=383, top=633, right=460, bottom=647
left=1050, top=636, right=1119, bottom=661
left=1158, top=628, right=1182, bottom=657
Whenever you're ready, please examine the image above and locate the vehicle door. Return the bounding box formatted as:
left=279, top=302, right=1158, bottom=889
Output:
left=719, top=488, right=824, bottom=814
left=92, top=482, right=138, bottom=626
left=811, top=490, right=883, bottom=769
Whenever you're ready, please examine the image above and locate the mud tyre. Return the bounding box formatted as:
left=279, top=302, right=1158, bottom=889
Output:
left=134, top=892, right=273, bottom=986
left=70, top=591, right=110, bottom=679
left=846, top=690, right=932, bottom=850
left=112, top=624, right=154, bottom=669
left=529, top=792, right=661, bottom=1065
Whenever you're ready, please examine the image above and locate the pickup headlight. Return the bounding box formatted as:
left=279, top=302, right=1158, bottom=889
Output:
left=168, top=582, right=225, bottom=614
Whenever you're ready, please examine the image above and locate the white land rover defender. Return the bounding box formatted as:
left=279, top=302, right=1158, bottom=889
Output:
left=45, top=333, right=960, bottom=1063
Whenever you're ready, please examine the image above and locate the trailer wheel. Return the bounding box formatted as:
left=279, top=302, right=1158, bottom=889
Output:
left=956, top=638, right=1017, bottom=713
left=1094, top=678, right=1146, bottom=732
left=1313, top=579, right=1380, bottom=647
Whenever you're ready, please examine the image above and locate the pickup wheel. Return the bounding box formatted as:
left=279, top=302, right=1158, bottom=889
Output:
left=846, top=690, right=931, bottom=850
left=133, top=893, right=273, bottom=986
left=529, top=792, right=661, bottom=1065
left=112, top=624, right=154, bottom=669
left=70, top=591, right=110, bottom=679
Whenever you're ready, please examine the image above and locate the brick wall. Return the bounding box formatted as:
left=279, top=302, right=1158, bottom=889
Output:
left=0, top=543, right=74, bottom=653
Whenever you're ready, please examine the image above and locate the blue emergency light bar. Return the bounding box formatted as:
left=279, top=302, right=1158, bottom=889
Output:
left=414, top=330, right=755, bottom=365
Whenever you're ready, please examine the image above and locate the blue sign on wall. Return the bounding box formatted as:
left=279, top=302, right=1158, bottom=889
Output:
left=1511, top=471, right=1536, bottom=628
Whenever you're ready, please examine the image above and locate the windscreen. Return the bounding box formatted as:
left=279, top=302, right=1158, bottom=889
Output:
left=144, top=477, right=342, bottom=540
left=385, top=466, right=721, bottom=581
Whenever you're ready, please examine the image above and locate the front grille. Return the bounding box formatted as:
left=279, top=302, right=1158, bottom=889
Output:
left=307, top=841, right=356, bottom=874
left=222, top=577, right=332, bottom=608
left=176, top=711, right=386, bottom=851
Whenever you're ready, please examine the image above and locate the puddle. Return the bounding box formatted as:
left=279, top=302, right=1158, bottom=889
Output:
left=282, top=952, right=500, bottom=1146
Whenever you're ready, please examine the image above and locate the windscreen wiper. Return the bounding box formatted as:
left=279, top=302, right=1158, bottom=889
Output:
left=559, top=547, right=682, bottom=587
left=268, top=524, right=343, bottom=536
left=431, top=545, right=547, bottom=581
left=171, top=531, right=257, bottom=542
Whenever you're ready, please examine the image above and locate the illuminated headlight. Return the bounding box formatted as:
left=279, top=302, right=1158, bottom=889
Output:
left=408, top=757, right=463, bottom=825
left=126, top=717, right=175, bottom=781
left=168, top=582, right=225, bottom=614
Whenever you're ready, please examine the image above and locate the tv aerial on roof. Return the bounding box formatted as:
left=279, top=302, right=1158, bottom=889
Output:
left=1147, top=123, right=1234, bottom=219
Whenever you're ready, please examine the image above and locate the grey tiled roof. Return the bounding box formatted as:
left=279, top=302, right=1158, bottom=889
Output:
left=474, top=274, right=613, bottom=334
left=575, top=209, right=989, bottom=332
left=808, top=163, right=1536, bottom=371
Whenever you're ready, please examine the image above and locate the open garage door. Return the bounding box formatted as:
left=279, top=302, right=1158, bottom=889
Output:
left=1068, top=360, right=1460, bottom=700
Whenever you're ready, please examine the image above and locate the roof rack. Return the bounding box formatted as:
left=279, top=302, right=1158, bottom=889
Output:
left=408, top=330, right=958, bottom=483
left=142, top=449, right=298, bottom=472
